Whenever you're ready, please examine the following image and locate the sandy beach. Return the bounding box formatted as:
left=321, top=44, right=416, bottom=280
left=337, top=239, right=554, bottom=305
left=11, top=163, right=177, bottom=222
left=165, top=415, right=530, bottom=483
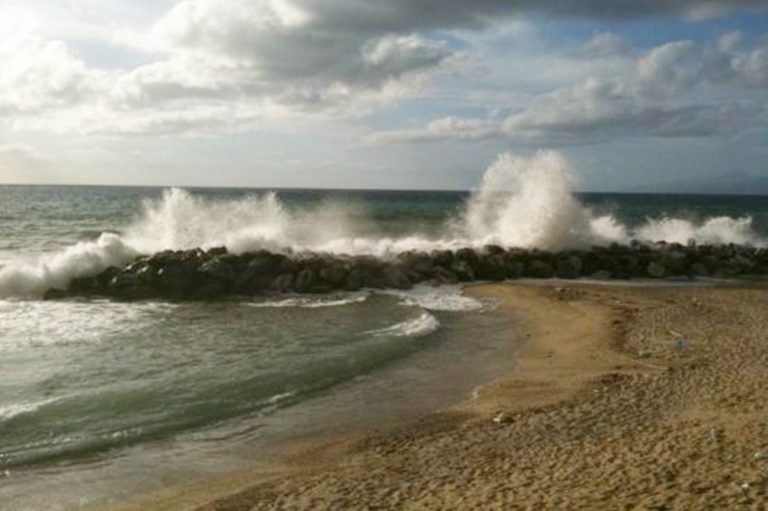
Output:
left=108, top=282, right=768, bottom=510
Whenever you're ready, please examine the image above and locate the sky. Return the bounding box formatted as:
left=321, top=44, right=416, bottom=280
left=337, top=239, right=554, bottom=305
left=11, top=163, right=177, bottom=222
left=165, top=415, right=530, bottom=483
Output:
left=0, top=0, right=767, bottom=192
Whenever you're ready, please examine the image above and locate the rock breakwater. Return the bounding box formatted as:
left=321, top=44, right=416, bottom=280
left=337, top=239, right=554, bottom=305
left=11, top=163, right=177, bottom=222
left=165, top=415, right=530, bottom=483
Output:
left=45, top=242, right=768, bottom=300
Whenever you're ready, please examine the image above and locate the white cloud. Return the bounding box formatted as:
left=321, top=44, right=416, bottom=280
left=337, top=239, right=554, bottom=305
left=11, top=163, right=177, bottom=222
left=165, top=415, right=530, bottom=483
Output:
left=369, top=34, right=768, bottom=145
left=1, top=0, right=767, bottom=139
left=0, top=31, right=106, bottom=116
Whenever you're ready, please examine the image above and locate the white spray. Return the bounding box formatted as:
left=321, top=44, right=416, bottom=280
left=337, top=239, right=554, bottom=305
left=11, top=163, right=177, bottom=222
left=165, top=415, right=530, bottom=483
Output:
left=0, top=150, right=763, bottom=298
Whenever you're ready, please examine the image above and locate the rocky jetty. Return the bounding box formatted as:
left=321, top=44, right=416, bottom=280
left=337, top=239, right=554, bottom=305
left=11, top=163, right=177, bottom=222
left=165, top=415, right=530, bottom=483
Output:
left=44, top=242, right=768, bottom=301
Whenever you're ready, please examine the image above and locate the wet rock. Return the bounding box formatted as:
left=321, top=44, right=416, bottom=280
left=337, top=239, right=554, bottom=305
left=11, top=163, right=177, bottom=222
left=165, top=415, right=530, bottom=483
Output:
left=400, top=251, right=435, bottom=277
left=208, top=246, right=228, bottom=257
left=156, top=264, right=192, bottom=296
left=430, top=250, right=453, bottom=268
left=433, top=266, right=459, bottom=285
left=475, top=254, right=508, bottom=281
left=270, top=273, right=295, bottom=292
left=556, top=255, right=582, bottom=279
left=690, top=262, right=709, bottom=277
left=345, top=268, right=375, bottom=291
left=294, top=268, right=318, bottom=292
left=382, top=266, right=413, bottom=290
left=662, top=250, right=688, bottom=275
left=590, top=270, right=613, bottom=280
left=504, top=259, right=525, bottom=279
left=647, top=261, right=666, bottom=278
left=450, top=259, right=476, bottom=281
left=43, top=288, right=69, bottom=300
left=319, top=263, right=349, bottom=287
left=526, top=260, right=554, bottom=279
left=53, top=242, right=768, bottom=301
left=455, top=247, right=479, bottom=266
left=198, top=258, right=235, bottom=286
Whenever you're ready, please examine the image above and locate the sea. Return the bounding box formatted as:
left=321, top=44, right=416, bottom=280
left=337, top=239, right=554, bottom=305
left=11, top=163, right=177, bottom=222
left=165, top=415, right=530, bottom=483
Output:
left=1, top=153, right=767, bottom=509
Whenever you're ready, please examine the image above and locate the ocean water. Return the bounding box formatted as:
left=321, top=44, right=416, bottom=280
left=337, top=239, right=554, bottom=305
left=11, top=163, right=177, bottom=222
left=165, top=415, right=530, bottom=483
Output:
left=2, top=152, right=768, bottom=509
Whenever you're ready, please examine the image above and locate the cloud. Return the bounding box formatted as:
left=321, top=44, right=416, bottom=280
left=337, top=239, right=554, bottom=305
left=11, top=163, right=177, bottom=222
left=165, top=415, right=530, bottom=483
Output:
left=1, top=0, right=767, bottom=137
left=369, top=34, right=768, bottom=145
left=0, top=31, right=108, bottom=116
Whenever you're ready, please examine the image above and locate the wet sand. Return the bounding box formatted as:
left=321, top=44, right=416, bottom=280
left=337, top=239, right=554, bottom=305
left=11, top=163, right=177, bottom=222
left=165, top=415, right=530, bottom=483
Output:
left=110, top=282, right=768, bottom=510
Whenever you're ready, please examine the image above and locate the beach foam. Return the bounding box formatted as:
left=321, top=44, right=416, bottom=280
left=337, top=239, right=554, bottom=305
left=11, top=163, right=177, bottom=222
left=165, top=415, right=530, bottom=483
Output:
left=248, top=292, right=370, bottom=308
left=383, top=285, right=485, bottom=312
left=0, top=397, right=61, bottom=422
left=369, top=312, right=440, bottom=338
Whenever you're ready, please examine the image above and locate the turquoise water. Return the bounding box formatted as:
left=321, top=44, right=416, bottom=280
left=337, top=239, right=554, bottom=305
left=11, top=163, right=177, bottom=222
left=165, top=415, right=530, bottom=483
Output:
left=1, top=184, right=767, bottom=509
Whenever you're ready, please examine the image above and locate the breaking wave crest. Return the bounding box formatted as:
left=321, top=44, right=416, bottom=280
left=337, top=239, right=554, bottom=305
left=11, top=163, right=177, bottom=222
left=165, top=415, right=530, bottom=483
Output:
left=0, top=150, right=763, bottom=298
left=368, top=312, right=440, bottom=338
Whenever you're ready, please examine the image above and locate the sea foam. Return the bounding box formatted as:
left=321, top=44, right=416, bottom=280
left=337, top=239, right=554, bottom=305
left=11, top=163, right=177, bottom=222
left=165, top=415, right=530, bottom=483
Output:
left=369, top=312, right=441, bottom=338
left=383, top=285, right=485, bottom=312
left=0, top=150, right=763, bottom=298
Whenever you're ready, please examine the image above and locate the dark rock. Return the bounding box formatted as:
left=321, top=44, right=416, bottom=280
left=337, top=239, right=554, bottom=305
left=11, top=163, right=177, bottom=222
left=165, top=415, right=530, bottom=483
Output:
left=450, top=260, right=476, bottom=281
left=556, top=255, right=582, bottom=279
left=526, top=260, right=554, bottom=279
left=156, top=264, right=191, bottom=296
left=590, top=270, right=613, bottom=280
left=433, top=266, right=459, bottom=285
left=382, top=266, right=412, bottom=290
left=294, top=268, right=318, bottom=292
left=344, top=268, right=373, bottom=291
left=398, top=251, right=434, bottom=275
left=430, top=250, right=453, bottom=267
left=270, top=273, right=294, bottom=292
left=319, top=263, right=349, bottom=287
left=50, top=242, right=768, bottom=301
left=208, top=246, right=228, bottom=257
left=505, top=260, right=525, bottom=279
left=475, top=254, right=508, bottom=281
left=199, top=258, right=235, bottom=283
left=689, top=263, right=709, bottom=277
left=483, top=244, right=506, bottom=256
left=43, top=288, right=69, bottom=300
left=646, top=261, right=666, bottom=278
left=454, top=247, right=479, bottom=266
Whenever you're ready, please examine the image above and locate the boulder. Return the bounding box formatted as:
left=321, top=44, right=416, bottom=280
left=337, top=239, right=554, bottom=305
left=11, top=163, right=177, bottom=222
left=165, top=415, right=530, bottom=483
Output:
left=450, top=260, right=476, bottom=281
left=526, top=260, right=554, bottom=279
left=382, top=266, right=413, bottom=290
left=199, top=258, right=235, bottom=283
left=433, top=266, right=459, bottom=285
left=475, top=254, right=508, bottom=281
left=688, top=263, right=707, bottom=277
left=319, top=263, right=349, bottom=287
left=556, top=255, right=582, bottom=279
left=646, top=261, right=666, bottom=278
left=294, top=268, right=318, bottom=292
left=270, top=273, right=295, bottom=292
left=156, top=264, right=192, bottom=296
left=590, top=270, right=613, bottom=280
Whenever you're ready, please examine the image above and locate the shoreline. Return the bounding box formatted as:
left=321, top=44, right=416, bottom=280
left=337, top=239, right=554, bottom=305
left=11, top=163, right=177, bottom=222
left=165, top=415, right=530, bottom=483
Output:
left=107, top=281, right=767, bottom=510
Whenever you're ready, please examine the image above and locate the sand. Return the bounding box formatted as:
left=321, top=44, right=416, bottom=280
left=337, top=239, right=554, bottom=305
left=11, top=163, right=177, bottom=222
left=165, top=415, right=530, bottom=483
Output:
left=109, top=283, right=768, bottom=510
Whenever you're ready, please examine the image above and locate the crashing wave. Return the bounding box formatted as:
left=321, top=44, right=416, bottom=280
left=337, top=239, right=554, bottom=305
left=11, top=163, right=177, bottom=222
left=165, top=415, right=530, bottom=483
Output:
left=0, top=150, right=763, bottom=298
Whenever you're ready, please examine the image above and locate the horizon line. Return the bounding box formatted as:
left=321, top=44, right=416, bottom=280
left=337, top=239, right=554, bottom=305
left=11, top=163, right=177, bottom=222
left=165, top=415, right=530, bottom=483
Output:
left=1, top=182, right=768, bottom=197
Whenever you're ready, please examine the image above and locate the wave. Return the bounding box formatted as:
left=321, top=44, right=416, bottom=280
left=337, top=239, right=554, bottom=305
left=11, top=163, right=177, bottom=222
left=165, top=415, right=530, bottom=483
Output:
left=368, top=312, right=440, bottom=338
left=383, top=285, right=485, bottom=312
left=248, top=292, right=370, bottom=309
left=0, top=150, right=763, bottom=298
left=0, top=397, right=61, bottom=422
